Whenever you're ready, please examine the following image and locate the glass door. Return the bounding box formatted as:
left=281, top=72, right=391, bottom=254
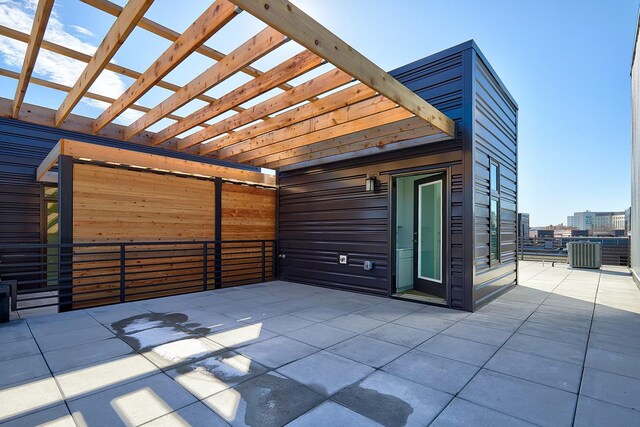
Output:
left=413, top=174, right=445, bottom=297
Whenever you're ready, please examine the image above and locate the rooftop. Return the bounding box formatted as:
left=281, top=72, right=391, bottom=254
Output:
left=1, top=261, right=639, bottom=426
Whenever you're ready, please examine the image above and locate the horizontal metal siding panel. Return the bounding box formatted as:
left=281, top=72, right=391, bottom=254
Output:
left=279, top=47, right=468, bottom=301
left=279, top=154, right=466, bottom=301
left=0, top=183, right=40, bottom=243
left=474, top=263, right=517, bottom=306
left=472, top=51, right=518, bottom=306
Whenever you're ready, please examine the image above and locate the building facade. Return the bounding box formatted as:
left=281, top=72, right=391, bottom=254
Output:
left=1, top=42, right=517, bottom=312
left=567, top=210, right=626, bottom=231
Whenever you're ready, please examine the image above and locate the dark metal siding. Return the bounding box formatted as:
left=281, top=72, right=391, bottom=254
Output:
left=278, top=46, right=471, bottom=308
left=471, top=50, right=519, bottom=307
left=0, top=118, right=259, bottom=245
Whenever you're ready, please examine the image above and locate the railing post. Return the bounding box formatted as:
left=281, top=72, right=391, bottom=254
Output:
left=203, top=242, right=208, bottom=291
left=261, top=241, right=266, bottom=282
left=9, top=280, right=17, bottom=312
left=214, top=177, right=222, bottom=289
left=120, top=244, right=126, bottom=304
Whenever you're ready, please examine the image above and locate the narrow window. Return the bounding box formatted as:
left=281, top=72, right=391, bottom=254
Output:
left=490, top=198, right=500, bottom=264
left=43, top=186, right=59, bottom=281
left=490, top=162, right=499, bottom=193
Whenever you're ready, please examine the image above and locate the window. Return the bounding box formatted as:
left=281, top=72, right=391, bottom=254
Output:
left=489, top=160, right=500, bottom=265
left=43, top=186, right=59, bottom=282
left=490, top=161, right=499, bottom=193
left=490, top=198, right=500, bottom=263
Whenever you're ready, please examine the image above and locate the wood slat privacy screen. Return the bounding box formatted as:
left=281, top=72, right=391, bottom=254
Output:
left=73, top=164, right=216, bottom=242
left=70, top=163, right=275, bottom=307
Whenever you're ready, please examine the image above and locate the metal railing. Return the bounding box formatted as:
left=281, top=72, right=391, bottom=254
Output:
left=0, top=239, right=276, bottom=314
left=518, top=236, right=629, bottom=266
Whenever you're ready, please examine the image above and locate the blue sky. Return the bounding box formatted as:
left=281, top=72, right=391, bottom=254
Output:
left=295, top=0, right=638, bottom=226
left=0, top=0, right=637, bottom=226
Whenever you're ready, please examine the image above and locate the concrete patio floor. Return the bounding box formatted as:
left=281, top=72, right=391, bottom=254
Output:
left=1, top=261, right=639, bottom=426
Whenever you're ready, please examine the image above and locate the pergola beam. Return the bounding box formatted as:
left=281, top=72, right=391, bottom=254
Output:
left=124, top=26, right=287, bottom=141
left=0, top=68, right=199, bottom=124
left=232, top=107, right=415, bottom=164
left=54, top=0, right=153, bottom=126
left=0, top=97, right=183, bottom=149
left=207, top=82, right=377, bottom=158
left=36, top=139, right=63, bottom=182
left=36, top=139, right=276, bottom=186
left=152, top=50, right=325, bottom=145
left=228, top=0, right=455, bottom=138
left=81, top=0, right=316, bottom=100
left=0, top=24, right=245, bottom=112
left=182, top=67, right=353, bottom=152
left=12, top=0, right=55, bottom=118
left=261, top=117, right=435, bottom=169
left=93, top=0, right=240, bottom=134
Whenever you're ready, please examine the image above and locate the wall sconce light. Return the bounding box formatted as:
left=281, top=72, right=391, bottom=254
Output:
left=365, top=175, right=377, bottom=192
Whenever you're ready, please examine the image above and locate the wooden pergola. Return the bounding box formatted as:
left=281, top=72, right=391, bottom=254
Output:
left=3, top=0, right=455, bottom=170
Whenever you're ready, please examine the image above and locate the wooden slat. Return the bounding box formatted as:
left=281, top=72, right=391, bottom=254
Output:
left=82, top=0, right=314, bottom=100
left=73, top=163, right=215, bottom=241
left=12, top=0, right=55, bottom=118
left=58, top=139, right=276, bottom=186
left=55, top=0, right=153, bottom=126
left=181, top=67, right=353, bottom=151
left=229, top=106, right=416, bottom=164
left=228, top=0, right=455, bottom=138
left=124, top=26, right=287, bottom=141
left=262, top=118, right=438, bottom=168
left=93, top=0, right=239, bottom=133
left=152, top=50, right=324, bottom=145
left=0, top=68, right=195, bottom=124
left=210, top=83, right=376, bottom=158
left=221, top=182, right=275, bottom=241
left=36, top=140, right=62, bottom=182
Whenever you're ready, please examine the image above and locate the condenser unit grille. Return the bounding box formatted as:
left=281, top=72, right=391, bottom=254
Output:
left=567, top=242, right=602, bottom=269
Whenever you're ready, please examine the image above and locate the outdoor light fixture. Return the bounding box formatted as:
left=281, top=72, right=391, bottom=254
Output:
left=365, top=175, right=377, bottom=192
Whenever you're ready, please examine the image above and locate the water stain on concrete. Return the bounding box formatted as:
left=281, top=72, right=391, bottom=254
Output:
left=233, top=372, right=325, bottom=427
left=333, top=380, right=414, bottom=427
left=176, top=350, right=268, bottom=386
left=111, top=312, right=209, bottom=351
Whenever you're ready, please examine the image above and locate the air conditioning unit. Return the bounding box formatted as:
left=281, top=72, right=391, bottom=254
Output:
left=567, top=242, right=601, bottom=269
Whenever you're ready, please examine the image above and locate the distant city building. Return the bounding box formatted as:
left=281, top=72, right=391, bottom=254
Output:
left=612, top=214, right=626, bottom=230
left=571, top=229, right=589, bottom=237
left=518, top=213, right=530, bottom=240
left=533, top=229, right=554, bottom=239
left=625, top=207, right=631, bottom=235
left=566, top=210, right=626, bottom=231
